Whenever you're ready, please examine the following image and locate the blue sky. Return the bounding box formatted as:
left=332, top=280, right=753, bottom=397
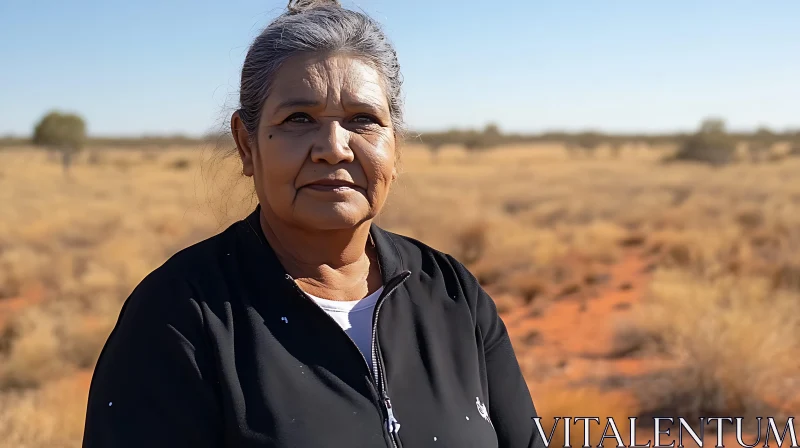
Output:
left=1, top=0, right=799, bottom=136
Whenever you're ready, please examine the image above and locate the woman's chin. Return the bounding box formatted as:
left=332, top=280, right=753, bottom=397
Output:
left=294, top=205, right=373, bottom=231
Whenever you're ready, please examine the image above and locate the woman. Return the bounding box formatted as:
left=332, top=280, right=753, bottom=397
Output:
left=83, top=1, right=544, bottom=447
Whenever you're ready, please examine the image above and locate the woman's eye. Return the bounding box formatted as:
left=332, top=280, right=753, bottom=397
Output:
left=283, top=113, right=313, bottom=124
left=352, top=114, right=378, bottom=124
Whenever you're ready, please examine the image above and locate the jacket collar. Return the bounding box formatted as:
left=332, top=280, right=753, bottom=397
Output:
left=242, top=205, right=406, bottom=284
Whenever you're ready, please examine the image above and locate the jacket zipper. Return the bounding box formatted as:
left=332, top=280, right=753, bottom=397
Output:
left=371, top=271, right=411, bottom=448
left=285, top=270, right=411, bottom=448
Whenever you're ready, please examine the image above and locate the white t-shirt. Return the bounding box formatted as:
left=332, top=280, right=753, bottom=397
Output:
left=306, top=286, right=384, bottom=373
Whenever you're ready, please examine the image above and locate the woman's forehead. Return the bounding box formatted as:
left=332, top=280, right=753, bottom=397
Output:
left=267, top=54, right=388, bottom=110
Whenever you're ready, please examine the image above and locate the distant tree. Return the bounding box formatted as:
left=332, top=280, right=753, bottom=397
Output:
left=743, top=127, right=773, bottom=161
left=754, top=126, right=775, bottom=141
left=33, top=111, right=87, bottom=175
left=670, top=117, right=736, bottom=166
left=483, top=123, right=501, bottom=143
left=462, top=133, right=484, bottom=151
left=749, top=127, right=776, bottom=162
left=463, top=123, right=503, bottom=152
left=698, top=118, right=725, bottom=134
left=576, top=132, right=602, bottom=157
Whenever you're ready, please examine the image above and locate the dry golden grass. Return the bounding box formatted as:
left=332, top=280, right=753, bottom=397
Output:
left=0, top=372, right=89, bottom=448
left=2, top=142, right=800, bottom=444
left=619, top=269, right=800, bottom=418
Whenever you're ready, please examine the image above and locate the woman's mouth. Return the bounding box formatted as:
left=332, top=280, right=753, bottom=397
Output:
left=306, top=184, right=353, bottom=192
left=303, top=180, right=362, bottom=193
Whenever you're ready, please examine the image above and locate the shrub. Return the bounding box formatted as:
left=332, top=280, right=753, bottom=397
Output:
left=455, top=222, right=488, bottom=265
left=670, top=118, right=736, bottom=166
left=169, top=158, right=192, bottom=170
left=619, top=270, right=800, bottom=419
left=506, top=271, right=547, bottom=305
left=747, top=127, right=776, bottom=162
left=576, top=132, right=602, bottom=157
left=0, top=308, right=65, bottom=390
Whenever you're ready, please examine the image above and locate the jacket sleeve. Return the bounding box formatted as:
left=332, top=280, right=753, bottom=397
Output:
left=448, top=255, right=546, bottom=448
left=82, top=270, right=223, bottom=447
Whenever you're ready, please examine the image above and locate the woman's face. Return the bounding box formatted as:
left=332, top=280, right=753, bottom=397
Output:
left=234, top=53, right=397, bottom=231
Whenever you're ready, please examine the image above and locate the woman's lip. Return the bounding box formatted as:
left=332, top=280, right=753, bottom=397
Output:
left=304, top=183, right=361, bottom=192
left=304, top=179, right=359, bottom=187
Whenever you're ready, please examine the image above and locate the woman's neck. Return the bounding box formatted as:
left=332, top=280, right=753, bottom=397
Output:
left=259, top=207, right=382, bottom=301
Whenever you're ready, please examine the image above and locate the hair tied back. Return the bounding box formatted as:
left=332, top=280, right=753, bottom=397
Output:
left=287, top=0, right=342, bottom=14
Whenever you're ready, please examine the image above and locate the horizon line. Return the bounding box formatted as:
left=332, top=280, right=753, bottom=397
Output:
left=3, top=125, right=800, bottom=141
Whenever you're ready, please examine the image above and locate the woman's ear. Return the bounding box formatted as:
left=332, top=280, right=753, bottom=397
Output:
left=231, top=111, right=255, bottom=177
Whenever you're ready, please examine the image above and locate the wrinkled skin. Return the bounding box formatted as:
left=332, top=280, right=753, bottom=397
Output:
left=233, top=53, right=397, bottom=231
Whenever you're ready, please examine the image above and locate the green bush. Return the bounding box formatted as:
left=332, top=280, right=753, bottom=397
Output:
left=32, top=111, right=87, bottom=174
left=670, top=118, right=736, bottom=166
left=576, top=132, right=602, bottom=156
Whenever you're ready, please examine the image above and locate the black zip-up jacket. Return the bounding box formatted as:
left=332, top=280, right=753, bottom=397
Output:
left=83, top=206, right=545, bottom=447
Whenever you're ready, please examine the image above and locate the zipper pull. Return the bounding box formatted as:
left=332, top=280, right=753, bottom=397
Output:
left=384, top=397, right=401, bottom=434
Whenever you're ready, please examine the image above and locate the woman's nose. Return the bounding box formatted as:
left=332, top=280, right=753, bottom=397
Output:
left=310, top=120, right=354, bottom=164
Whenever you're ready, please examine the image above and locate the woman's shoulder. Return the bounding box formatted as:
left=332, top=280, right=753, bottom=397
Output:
left=375, top=227, right=449, bottom=265
left=152, top=223, right=238, bottom=281
left=127, top=219, right=247, bottom=308
left=374, top=227, right=478, bottom=289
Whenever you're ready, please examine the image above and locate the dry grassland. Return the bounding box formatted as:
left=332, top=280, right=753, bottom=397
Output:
left=1, top=142, right=799, bottom=446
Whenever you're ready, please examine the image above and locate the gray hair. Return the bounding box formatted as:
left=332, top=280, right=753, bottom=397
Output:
left=237, top=0, right=404, bottom=141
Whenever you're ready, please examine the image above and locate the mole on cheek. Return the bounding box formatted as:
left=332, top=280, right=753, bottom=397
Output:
left=269, top=135, right=273, bottom=139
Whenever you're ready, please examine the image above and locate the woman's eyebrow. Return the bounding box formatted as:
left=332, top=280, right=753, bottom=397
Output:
left=273, top=98, right=320, bottom=113
left=342, top=98, right=387, bottom=113
left=271, top=97, right=388, bottom=114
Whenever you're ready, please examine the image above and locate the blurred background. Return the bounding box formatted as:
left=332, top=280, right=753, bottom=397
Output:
left=1, top=1, right=799, bottom=446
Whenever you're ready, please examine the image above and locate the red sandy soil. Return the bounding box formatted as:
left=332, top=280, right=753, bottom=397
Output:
left=499, top=249, right=665, bottom=387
